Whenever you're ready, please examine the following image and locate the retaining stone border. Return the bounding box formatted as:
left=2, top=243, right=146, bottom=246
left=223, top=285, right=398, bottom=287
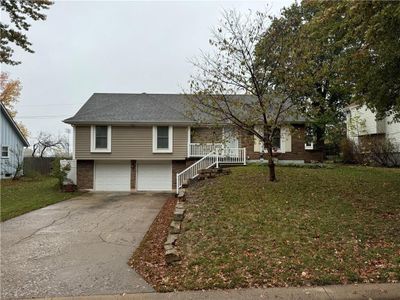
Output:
left=165, top=167, right=232, bottom=265
left=164, top=190, right=186, bottom=264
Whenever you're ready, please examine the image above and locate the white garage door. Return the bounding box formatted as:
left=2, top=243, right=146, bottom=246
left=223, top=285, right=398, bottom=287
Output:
left=94, top=161, right=131, bottom=191
left=137, top=161, right=172, bottom=191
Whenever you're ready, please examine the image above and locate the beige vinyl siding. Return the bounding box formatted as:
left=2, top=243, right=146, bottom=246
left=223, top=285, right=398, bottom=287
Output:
left=75, top=126, right=188, bottom=160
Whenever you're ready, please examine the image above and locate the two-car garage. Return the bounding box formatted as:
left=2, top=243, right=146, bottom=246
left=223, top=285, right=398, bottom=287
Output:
left=93, top=160, right=172, bottom=192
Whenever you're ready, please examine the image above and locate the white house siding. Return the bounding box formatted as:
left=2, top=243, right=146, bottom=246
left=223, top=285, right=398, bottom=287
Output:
left=385, top=115, right=400, bottom=148
left=60, top=159, right=77, bottom=184
left=0, top=110, right=25, bottom=178
left=347, top=105, right=382, bottom=142
left=346, top=105, right=400, bottom=149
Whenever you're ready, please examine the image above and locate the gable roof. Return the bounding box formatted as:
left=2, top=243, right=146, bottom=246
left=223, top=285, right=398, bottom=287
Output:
left=63, top=93, right=305, bottom=125
left=0, top=102, right=29, bottom=147
left=63, top=93, right=194, bottom=125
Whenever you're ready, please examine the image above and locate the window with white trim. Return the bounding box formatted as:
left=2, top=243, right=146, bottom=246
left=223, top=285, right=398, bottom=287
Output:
left=1, top=146, right=9, bottom=158
left=258, top=128, right=282, bottom=152
left=153, top=126, right=173, bottom=153
left=90, top=125, right=111, bottom=152
left=305, top=127, right=315, bottom=150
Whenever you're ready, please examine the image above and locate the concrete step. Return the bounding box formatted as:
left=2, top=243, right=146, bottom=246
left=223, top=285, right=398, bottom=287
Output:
left=182, top=180, right=189, bottom=188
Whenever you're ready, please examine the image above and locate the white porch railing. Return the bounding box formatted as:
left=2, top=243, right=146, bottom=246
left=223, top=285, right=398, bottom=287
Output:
left=218, top=148, right=247, bottom=164
left=176, top=147, right=246, bottom=193
left=189, top=143, right=223, bottom=157
left=176, top=151, right=218, bottom=193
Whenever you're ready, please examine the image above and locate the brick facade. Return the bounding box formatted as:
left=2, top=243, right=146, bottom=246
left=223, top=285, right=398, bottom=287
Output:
left=278, top=126, right=323, bottom=162
left=191, top=127, right=223, bottom=143
left=240, top=125, right=324, bottom=163
left=240, top=130, right=260, bottom=160
left=77, top=160, right=94, bottom=190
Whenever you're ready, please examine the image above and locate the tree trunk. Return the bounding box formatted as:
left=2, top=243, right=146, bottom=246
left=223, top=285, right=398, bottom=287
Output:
left=268, top=158, right=276, bottom=181
left=315, top=124, right=326, bottom=159
left=265, top=142, right=276, bottom=182
left=40, top=146, right=47, bottom=158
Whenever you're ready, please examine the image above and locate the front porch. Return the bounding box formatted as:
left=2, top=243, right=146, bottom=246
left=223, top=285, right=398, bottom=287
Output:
left=177, top=143, right=246, bottom=193
left=188, top=143, right=246, bottom=164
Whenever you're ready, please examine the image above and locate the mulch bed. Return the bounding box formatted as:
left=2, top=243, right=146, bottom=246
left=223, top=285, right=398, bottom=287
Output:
left=129, top=196, right=177, bottom=290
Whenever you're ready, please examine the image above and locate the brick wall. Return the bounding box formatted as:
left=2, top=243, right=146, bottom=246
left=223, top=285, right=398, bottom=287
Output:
left=278, top=126, right=323, bottom=162
left=77, top=160, right=94, bottom=190
left=191, top=127, right=223, bottom=143
left=172, top=160, right=188, bottom=189
left=240, top=125, right=324, bottom=163
left=130, top=160, right=136, bottom=190
left=240, top=130, right=261, bottom=160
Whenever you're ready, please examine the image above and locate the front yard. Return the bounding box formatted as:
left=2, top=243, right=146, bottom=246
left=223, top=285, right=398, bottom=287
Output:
left=132, top=165, right=400, bottom=291
left=1, top=177, right=83, bottom=221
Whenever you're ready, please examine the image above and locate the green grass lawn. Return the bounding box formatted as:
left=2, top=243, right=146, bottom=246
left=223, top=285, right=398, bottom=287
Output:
left=1, top=176, right=83, bottom=221
left=162, top=165, right=400, bottom=291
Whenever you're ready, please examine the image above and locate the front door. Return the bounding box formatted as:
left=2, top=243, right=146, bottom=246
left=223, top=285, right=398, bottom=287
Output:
left=223, top=127, right=239, bottom=157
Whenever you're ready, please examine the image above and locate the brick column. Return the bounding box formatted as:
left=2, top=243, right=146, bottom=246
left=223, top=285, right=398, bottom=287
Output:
left=131, top=160, right=136, bottom=190
left=77, top=160, right=94, bottom=190
left=172, top=160, right=187, bottom=190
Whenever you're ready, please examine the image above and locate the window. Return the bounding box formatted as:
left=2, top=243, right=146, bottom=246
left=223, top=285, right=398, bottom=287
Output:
left=153, top=126, right=173, bottom=153
left=1, top=146, right=9, bottom=158
left=91, top=126, right=111, bottom=152
left=258, top=128, right=282, bottom=153
left=95, top=126, right=108, bottom=148
left=272, top=129, right=281, bottom=149
left=305, top=127, right=315, bottom=150
left=157, top=126, right=169, bottom=149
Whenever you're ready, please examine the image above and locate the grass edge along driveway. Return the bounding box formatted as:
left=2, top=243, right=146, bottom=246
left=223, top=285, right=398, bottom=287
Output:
left=1, top=176, right=83, bottom=221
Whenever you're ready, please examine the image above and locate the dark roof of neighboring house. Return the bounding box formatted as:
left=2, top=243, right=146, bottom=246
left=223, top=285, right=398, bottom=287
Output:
left=63, top=93, right=305, bottom=125
left=0, top=102, right=29, bottom=147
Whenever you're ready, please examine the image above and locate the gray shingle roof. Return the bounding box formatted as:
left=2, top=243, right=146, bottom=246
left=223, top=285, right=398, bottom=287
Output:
left=63, top=93, right=194, bottom=125
left=63, top=93, right=305, bottom=125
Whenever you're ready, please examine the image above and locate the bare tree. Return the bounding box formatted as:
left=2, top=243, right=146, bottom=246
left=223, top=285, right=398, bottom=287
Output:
left=32, top=132, right=67, bottom=157
left=187, top=10, right=298, bottom=181
left=2, top=146, right=24, bottom=180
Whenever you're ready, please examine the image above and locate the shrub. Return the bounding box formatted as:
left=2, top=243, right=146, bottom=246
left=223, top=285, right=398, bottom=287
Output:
left=362, top=138, right=400, bottom=167
left=340, top=138, right=361, bottom=164
left=51, top=158, right=71, bottom=189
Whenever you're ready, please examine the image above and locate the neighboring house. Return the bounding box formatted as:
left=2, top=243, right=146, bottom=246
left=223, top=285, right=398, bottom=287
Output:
left=1, top=103, right=29, bottom=179
left=64, top=93, right=323, bottom=192
left=345, top=104, right=400, bottom=148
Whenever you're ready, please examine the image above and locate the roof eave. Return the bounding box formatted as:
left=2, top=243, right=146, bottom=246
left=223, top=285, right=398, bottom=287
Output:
left=1, top=103, right=29, bottom=147
left=63, top=120, right=197, bottom=126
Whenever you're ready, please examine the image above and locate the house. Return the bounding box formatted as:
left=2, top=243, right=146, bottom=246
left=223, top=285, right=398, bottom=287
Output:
left=345, top=104, right=400, bottom=149
left=1, top=103, right=29, bottom=179
left=64, top=93, right=323, bottom=192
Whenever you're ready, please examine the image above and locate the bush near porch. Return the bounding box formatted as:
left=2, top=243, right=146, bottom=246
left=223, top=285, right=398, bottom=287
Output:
left=137, top=165, right=400, bottom=291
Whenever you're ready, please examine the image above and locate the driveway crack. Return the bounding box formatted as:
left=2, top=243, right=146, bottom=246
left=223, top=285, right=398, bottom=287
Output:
left=12, top=210, right=72, bottom=246
left=322, top=287, right=333, bottom=300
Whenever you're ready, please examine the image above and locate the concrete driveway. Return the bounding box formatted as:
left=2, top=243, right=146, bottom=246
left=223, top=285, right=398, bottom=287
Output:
left=1, top=192, right=169, bottom=299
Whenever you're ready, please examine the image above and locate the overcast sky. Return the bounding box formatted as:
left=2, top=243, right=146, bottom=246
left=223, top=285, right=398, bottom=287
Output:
left=1, top=0, right=294, bottom=145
